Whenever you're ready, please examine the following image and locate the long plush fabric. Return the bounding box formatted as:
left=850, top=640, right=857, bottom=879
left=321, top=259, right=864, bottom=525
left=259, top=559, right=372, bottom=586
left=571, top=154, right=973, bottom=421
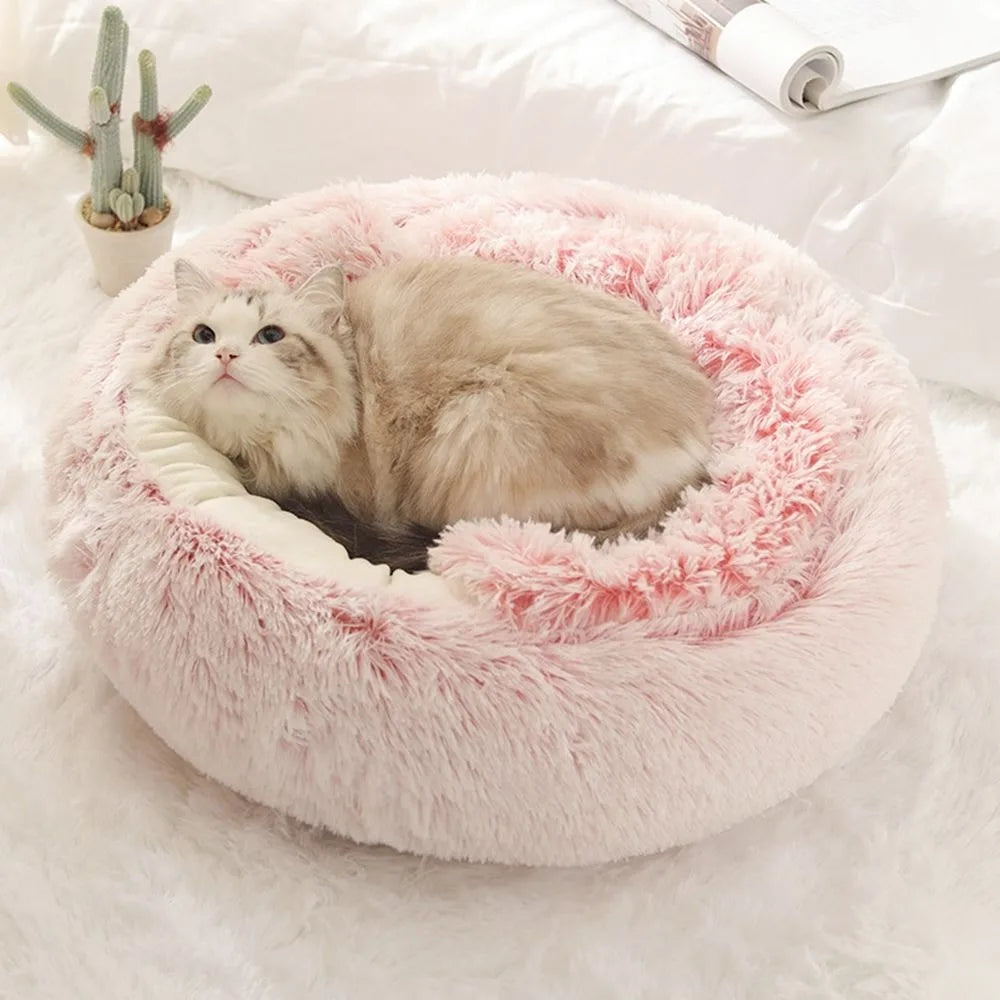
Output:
left=45, top=174, right=946, bottom=866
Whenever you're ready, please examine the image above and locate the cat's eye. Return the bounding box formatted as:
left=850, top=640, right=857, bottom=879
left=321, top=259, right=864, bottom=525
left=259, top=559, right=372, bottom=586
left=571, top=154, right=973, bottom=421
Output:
left=192, top=324, right=215, bottom=344
left=254, top=325, right=286, bottom=345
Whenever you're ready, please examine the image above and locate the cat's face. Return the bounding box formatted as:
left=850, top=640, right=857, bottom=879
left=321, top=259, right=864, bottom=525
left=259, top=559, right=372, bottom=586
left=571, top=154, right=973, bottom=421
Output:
left=142, top=260, right=355, bottom=443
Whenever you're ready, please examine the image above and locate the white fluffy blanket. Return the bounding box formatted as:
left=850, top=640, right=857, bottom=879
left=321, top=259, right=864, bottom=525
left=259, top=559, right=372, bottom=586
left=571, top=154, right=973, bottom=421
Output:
left=1, top=143, right=998, bottom=998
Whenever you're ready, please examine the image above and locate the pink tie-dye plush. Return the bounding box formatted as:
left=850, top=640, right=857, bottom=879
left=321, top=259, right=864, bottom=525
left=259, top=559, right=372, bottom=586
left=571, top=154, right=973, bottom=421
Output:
left=45, top=175, right=946, bottom=866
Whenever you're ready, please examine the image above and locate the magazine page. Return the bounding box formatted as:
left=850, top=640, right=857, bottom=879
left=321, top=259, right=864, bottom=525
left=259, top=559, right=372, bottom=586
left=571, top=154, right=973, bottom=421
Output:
left=613, top=0, right=844, bottom=113
left=711, top=4, right=841, bottom=114
left=614, top=0, right=1000, bottom=115
left=775, top=0, right=1000, bottom=109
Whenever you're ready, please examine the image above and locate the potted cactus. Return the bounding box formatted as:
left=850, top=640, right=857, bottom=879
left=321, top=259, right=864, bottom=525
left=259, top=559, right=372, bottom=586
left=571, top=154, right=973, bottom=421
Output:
left=6, top=6, right=211, bottom=295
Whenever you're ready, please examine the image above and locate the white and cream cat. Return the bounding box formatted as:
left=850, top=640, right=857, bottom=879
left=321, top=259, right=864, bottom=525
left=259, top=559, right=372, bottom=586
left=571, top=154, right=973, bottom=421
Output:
left=133, top=256, right=713, bottom=568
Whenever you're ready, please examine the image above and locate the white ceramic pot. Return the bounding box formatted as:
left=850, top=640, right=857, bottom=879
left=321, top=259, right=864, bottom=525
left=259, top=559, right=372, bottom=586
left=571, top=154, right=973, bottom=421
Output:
left=75, top=194, right=178, bottom=296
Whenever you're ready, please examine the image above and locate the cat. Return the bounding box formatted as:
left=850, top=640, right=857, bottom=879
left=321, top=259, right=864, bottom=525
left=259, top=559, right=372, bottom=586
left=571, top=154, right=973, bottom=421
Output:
left=132, top=255, right=713, bottom=570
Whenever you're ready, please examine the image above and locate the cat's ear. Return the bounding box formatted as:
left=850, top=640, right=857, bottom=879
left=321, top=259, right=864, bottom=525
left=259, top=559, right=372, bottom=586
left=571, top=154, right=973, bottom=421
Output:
left=174, top=259, right=215, bottom=306
left=293, top=264, right=345, bottom=318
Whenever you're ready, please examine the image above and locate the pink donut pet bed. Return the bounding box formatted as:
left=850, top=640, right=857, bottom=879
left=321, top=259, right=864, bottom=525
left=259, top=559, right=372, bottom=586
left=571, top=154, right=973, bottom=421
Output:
left=47, top=174, right=946, bottom=866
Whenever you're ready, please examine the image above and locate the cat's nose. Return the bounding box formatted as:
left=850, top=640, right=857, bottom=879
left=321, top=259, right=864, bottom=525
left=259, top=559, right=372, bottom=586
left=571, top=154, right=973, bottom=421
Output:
left=215, top=347, right=239, bottom=365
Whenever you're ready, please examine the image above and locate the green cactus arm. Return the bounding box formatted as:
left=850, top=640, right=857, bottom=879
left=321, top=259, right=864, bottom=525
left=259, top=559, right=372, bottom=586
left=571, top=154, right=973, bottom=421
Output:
left=111, top=20, right=129, bottom=106
left=5, top=82, right=91, bottom=152
left=132, top=192, right=146, bottom=217
left=88, top=83, right=122, bottom=210
left=121, top=166, right=139, bottom=195
left=133, top=44, right=212, bottom=209
left=165, top=85, right=212, bottom=141
left=134, top=50, right=162, bottom=209
left=137, top=49, right=159, bottom=119
left=92, top=6, right=128, bottom=107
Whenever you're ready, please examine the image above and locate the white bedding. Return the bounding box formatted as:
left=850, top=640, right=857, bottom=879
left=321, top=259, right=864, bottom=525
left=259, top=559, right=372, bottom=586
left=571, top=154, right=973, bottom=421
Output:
left=6, top=0, right=1000, bottom=399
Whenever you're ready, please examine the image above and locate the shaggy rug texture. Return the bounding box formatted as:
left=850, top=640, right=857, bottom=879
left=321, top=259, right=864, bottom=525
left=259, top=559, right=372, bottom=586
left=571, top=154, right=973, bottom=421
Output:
left=2, top=143, right=999, bottom=996
left=47, top=172, right=944, bottom=866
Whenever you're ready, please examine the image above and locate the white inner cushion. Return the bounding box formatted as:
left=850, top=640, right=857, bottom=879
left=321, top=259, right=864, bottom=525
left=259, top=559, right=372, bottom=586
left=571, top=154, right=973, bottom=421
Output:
left=124, top=395, right=464, bottom=606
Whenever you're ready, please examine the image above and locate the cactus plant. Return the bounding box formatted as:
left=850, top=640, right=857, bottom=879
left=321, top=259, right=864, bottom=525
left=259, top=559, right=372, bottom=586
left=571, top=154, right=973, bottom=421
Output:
left=133, top=49, right=212, bottom=211
left=5, top=4, right=211, bottom=229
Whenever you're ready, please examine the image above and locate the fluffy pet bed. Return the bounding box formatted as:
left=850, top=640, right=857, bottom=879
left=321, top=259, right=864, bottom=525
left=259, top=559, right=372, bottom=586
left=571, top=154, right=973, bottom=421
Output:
left=46, top=174, right=946, bottom=866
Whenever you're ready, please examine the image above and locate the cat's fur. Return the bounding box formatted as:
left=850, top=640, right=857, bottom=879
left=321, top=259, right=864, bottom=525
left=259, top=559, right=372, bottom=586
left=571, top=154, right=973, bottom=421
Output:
left=133, top=256, right=713, bottom=569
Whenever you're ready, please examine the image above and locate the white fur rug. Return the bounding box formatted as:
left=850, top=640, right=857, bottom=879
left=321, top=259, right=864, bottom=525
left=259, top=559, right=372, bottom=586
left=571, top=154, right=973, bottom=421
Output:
left=2, top=142, right=998, bottom=998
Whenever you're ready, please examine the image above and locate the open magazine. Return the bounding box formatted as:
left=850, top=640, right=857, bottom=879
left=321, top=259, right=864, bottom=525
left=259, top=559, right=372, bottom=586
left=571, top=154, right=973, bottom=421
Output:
left=614, top=0, right=1000, bottom=115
